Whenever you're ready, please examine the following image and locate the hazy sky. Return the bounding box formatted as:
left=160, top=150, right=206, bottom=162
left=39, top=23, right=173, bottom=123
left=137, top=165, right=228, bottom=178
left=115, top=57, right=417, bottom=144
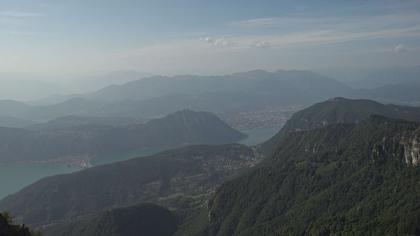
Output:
left=1, top=0, right=420, bottom=77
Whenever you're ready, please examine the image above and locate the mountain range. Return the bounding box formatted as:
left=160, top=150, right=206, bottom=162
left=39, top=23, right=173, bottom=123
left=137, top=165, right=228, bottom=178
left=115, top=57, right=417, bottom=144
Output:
left=2, top=97, right=420, bottom=235
left=27, top=116, right=143, bottom=130
left=1, top=69, right=420, bottom=125
left=349, top=65, right=420, bottom=89
left=87, top=70, right=350, bottom=102
left=0, top=116, right=36, bottom=129
left=0, top=109, right=245, bottom=163
left=0, top=70, right=351, bottom=122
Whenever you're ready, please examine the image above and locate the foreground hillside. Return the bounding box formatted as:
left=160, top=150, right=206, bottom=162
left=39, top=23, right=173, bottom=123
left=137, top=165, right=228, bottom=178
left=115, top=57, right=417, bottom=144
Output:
left=260, top=97, right=420, bottom=155
left=206, top=116, right=420, bottom=235
left=42, top=204, right=178, bottom=236
left=0, top=109, right=245, bottom=163
left=0, top=144, right=258, bottom=227
left=0, top=213, right=35, bottom=236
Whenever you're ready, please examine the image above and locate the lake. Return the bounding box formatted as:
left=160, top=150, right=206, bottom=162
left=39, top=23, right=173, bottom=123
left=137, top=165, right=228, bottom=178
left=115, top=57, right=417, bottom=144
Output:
left=0, top=162, right=79, bottom=200
left=0, top=126, right=280, bottom=200
left=238, top=126, right=280, bottom=146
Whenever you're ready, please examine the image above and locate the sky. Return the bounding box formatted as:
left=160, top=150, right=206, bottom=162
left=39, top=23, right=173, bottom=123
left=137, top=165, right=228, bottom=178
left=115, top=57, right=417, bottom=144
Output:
left=0, top=0, right=420, bottom=78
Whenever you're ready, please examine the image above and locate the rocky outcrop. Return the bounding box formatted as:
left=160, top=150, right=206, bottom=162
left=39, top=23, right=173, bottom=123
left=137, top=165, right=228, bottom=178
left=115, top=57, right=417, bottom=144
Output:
left=370, top=129, right=420, bottom=167
left=401, top=130, right=420, bottom=166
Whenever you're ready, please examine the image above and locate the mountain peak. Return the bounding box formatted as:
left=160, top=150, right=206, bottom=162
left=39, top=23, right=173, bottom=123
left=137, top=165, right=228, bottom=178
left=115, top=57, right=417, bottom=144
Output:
left=171, top=108, right=199, bottom=115
left=327, top=97, right=350, bottom=102
left=147, top=109, right=246, bottom=144
left=260, top=98, right=420, bottom=156
left=232, top=69, right=270, bottom=76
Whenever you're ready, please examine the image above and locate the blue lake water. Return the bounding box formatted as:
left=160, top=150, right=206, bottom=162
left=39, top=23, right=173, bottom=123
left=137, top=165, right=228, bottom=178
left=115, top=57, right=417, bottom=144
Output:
left=0, top=162, right=79, bottom=200
left=0, top=148, right=169, bottom=200
left=238, top=127, right=280, bottom=146
left=0, top=127, right=280, bottom=200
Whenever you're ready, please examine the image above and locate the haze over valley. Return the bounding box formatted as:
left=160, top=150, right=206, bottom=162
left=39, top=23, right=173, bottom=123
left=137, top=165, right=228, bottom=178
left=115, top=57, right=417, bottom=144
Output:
left=1, top=1, right=420, bottom=236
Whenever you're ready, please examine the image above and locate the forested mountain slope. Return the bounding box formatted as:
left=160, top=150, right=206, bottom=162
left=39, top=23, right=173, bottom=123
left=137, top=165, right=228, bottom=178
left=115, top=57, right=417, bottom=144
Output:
left=42, top=204, right=178, bottom=236
left=207, top=116, right=420, bottom=235
left=260, top=97, right=420, bottom=155
left=0, top=144, right=258, bottom=227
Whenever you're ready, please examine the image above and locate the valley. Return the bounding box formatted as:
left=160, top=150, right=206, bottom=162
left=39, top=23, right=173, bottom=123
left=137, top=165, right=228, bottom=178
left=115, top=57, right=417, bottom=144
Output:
left=1, top=2, right=420, bottom=235
left=0, top=109, right=283, bottom=200
left=0, top=110, right=251, bottom=200
left=3, top=96, right=420, bottom=235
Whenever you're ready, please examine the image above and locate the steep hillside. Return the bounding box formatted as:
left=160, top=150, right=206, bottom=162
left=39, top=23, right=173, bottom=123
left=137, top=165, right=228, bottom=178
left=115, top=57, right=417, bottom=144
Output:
left=42, top=204, right=178, bottom=236
left=0, top=110, right=245, bottom=163
left=206, top=116, right=420, bottom=235
left=260, top=97, right=420, bottom=155
left=0, top=144, right=258, bottom=226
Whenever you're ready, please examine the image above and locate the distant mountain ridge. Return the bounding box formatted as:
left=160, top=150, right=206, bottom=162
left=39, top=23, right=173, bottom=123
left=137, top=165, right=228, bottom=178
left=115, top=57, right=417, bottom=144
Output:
left=1, top=69, right=419, bottom=122
left=0, top=70, right=352, bottom=121
left=0, top=116, right=36, bottom=128
left=28, top=115, right=143, bottom=130
left=0, top=109, right=245, bottom=163
left=88, top=69, right=350, bottom=102
left=357, top=82, right=420, bottom=105
left=349, top=65, right=420, bottom=89
left=0, top=100, right=31, bottom=117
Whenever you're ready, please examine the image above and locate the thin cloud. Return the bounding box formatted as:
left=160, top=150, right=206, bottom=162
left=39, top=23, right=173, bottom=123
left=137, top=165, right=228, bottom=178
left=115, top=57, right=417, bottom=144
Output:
left=193, top=12, right=417, bottom=54
left=199, top=36, right=235, bottom=48
left=0, top=11, right=45, bottom=33
left=197, top=25, right=420, bottom=51
left=250, top=41, right=271, bottom=49
left=394, top=44, right=408, bottom=53
left=231, top=13, right=420, bottom=30
left=231, top=17, right=338, bottom=29
left=225, top=12, right=420, bottom=49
